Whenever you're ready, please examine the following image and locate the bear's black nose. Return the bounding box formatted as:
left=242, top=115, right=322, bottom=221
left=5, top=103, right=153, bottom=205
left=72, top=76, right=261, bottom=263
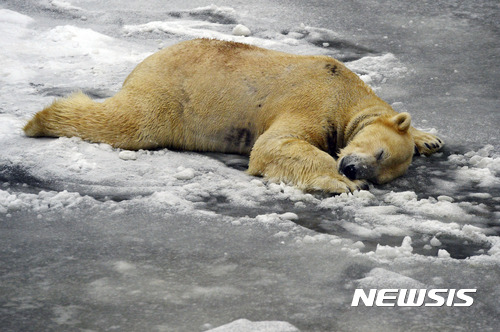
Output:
left=342, top=164, right=357, bottom=180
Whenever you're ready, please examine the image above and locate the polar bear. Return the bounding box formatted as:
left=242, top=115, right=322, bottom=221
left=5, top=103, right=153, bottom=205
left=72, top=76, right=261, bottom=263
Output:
left=24, top=38, right=443, bottom=193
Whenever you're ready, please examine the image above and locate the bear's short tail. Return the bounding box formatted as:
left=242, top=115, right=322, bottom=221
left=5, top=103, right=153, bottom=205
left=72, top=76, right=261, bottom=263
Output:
left=24, top=92, right=149, bottom=150
left=24, top=92, right=94, bottom=138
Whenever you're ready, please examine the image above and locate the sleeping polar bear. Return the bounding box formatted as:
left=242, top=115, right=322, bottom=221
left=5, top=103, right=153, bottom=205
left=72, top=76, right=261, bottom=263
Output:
left=24, top=38, right=443, bottom=194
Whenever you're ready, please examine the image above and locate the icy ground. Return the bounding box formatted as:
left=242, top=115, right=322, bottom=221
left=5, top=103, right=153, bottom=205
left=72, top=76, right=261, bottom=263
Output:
left=0, top=1, right=499, bottom=331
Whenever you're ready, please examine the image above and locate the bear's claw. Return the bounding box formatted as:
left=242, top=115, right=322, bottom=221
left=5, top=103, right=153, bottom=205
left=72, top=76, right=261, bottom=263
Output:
left=328, top=177, right=368, bottom=194
left=357, top=181, right=370, bottom=191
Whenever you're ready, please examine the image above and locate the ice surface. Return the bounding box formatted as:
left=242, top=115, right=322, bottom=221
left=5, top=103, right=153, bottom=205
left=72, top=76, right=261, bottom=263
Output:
left=0, top=1, right=499, bottom=331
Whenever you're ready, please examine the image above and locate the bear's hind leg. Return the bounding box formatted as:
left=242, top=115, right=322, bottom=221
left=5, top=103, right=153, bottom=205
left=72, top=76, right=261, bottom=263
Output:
left=410, top=127, right=444, bottom=156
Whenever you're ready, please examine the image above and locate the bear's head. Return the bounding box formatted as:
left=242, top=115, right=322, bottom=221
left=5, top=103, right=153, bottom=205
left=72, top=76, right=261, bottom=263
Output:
left=338, top=112, right=414, bottom=184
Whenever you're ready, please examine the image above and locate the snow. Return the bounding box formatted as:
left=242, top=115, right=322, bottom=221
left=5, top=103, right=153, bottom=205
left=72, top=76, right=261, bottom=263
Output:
left=206, top=319, right=299, bottom=332
left=232, top=24, right=251, bottom=37
left=437, top=249, right=451, bottom=259
left=430, top=236, right=442, bottom=247
left=118, top=150, right=137, bottom=160
left=448, top=145, right=500, bottom=188
left=357, top=267, right=425, bottom=289
left=0, top=1, right=499, bottom=331
left=173, top=167, right=196, bottom=180
left=371, top=236, right=414, bottom=261
left=347, top=53, right=409, bottom=86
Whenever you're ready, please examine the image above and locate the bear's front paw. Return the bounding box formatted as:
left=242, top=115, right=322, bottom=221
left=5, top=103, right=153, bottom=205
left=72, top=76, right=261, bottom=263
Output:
left=413, top=131, right=444, bottom=156
left=309, top=175, right=369, bottom=194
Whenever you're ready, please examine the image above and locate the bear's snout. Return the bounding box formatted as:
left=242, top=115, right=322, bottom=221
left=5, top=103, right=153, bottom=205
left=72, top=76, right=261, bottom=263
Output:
left=339, top=156, right=358, bottom=180
left=339, top=155, right=376, bottom=181
left=343, top=164, right=358, bottom=180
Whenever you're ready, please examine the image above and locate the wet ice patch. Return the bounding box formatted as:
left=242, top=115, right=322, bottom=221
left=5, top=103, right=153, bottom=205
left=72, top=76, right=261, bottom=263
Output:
left=51, top=305, right=81, bottom=326
left=123, top=20, right=286, bottom=50
left=44, top=0, right=84, bottom=13
left=0, top=10, right=37, bottom=83
left=123, top=5, right=249, bottom=44
left=122, top=4, right=386, bottom=65
left=113, top=261, right=137, bottom=274
left=0, top=9, right=34, bottom=26
left=183, top=4, right=238, bottom=24
left=0, top=9, right=149, bottom=114
left=41, top=25, right=145, bottom=65
left=282, top=23, right=375, bottom=61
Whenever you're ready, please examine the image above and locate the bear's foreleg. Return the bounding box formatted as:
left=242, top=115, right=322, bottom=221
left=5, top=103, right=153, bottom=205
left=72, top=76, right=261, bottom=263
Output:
left=248, top=128, right=366, bottom=194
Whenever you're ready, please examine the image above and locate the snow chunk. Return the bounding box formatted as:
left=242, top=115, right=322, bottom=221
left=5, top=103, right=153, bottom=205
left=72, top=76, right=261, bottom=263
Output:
left=301, top=234, right=335, bottom=244
left=149, top=191, right=193, bottom=212
left=342, top=221, right=381, bottom=238
left=437, top=249, right=451, bottom=259
left=118, top=150, right=137, bottom=160
left=352, top=241, right=365, bottom=249
left=383, top=190, right=418, bottom=204
left=0, top=189, right=93, bottom=213
left=437, top=195, right=454, bottom=202
left=357, top=267, right=425, bottom=289
left=352, top=189, right=376, bottom=200
left=174, top=167, right=195, bottom=180
left=448, top=145, right=500, bottom=187
left=430, top=236, right=442, bottom=246
left=232, top=24, right=251, bottom=37
left=372, top=236, right=413, bottom=261
left=347, top=53, right=409, bottom=86
left=469, top=192, right=492, bottom=199
left=206, top=318, right=299, bottom=332
left=383, top=191, right=471, bottom=221
left=255, top=213, right=297, bottom=228
left=0, top=11, right=37, bottom=82
left=279, top=212, right=298, bottom=221
left=67, top=153, right=96, bottom=172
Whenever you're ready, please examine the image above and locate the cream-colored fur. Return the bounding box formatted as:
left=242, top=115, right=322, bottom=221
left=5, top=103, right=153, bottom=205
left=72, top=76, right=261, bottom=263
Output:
left=24, top=38, right=443, bottom=193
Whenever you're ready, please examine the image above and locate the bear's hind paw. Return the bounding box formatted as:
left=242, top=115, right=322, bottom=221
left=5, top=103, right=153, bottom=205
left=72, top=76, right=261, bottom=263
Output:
left=412, top=131, right=444, bottom=156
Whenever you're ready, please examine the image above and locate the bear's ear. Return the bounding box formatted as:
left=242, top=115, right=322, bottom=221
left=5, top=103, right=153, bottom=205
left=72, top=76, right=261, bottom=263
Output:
left=391, top=112, right=411, bottom=132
